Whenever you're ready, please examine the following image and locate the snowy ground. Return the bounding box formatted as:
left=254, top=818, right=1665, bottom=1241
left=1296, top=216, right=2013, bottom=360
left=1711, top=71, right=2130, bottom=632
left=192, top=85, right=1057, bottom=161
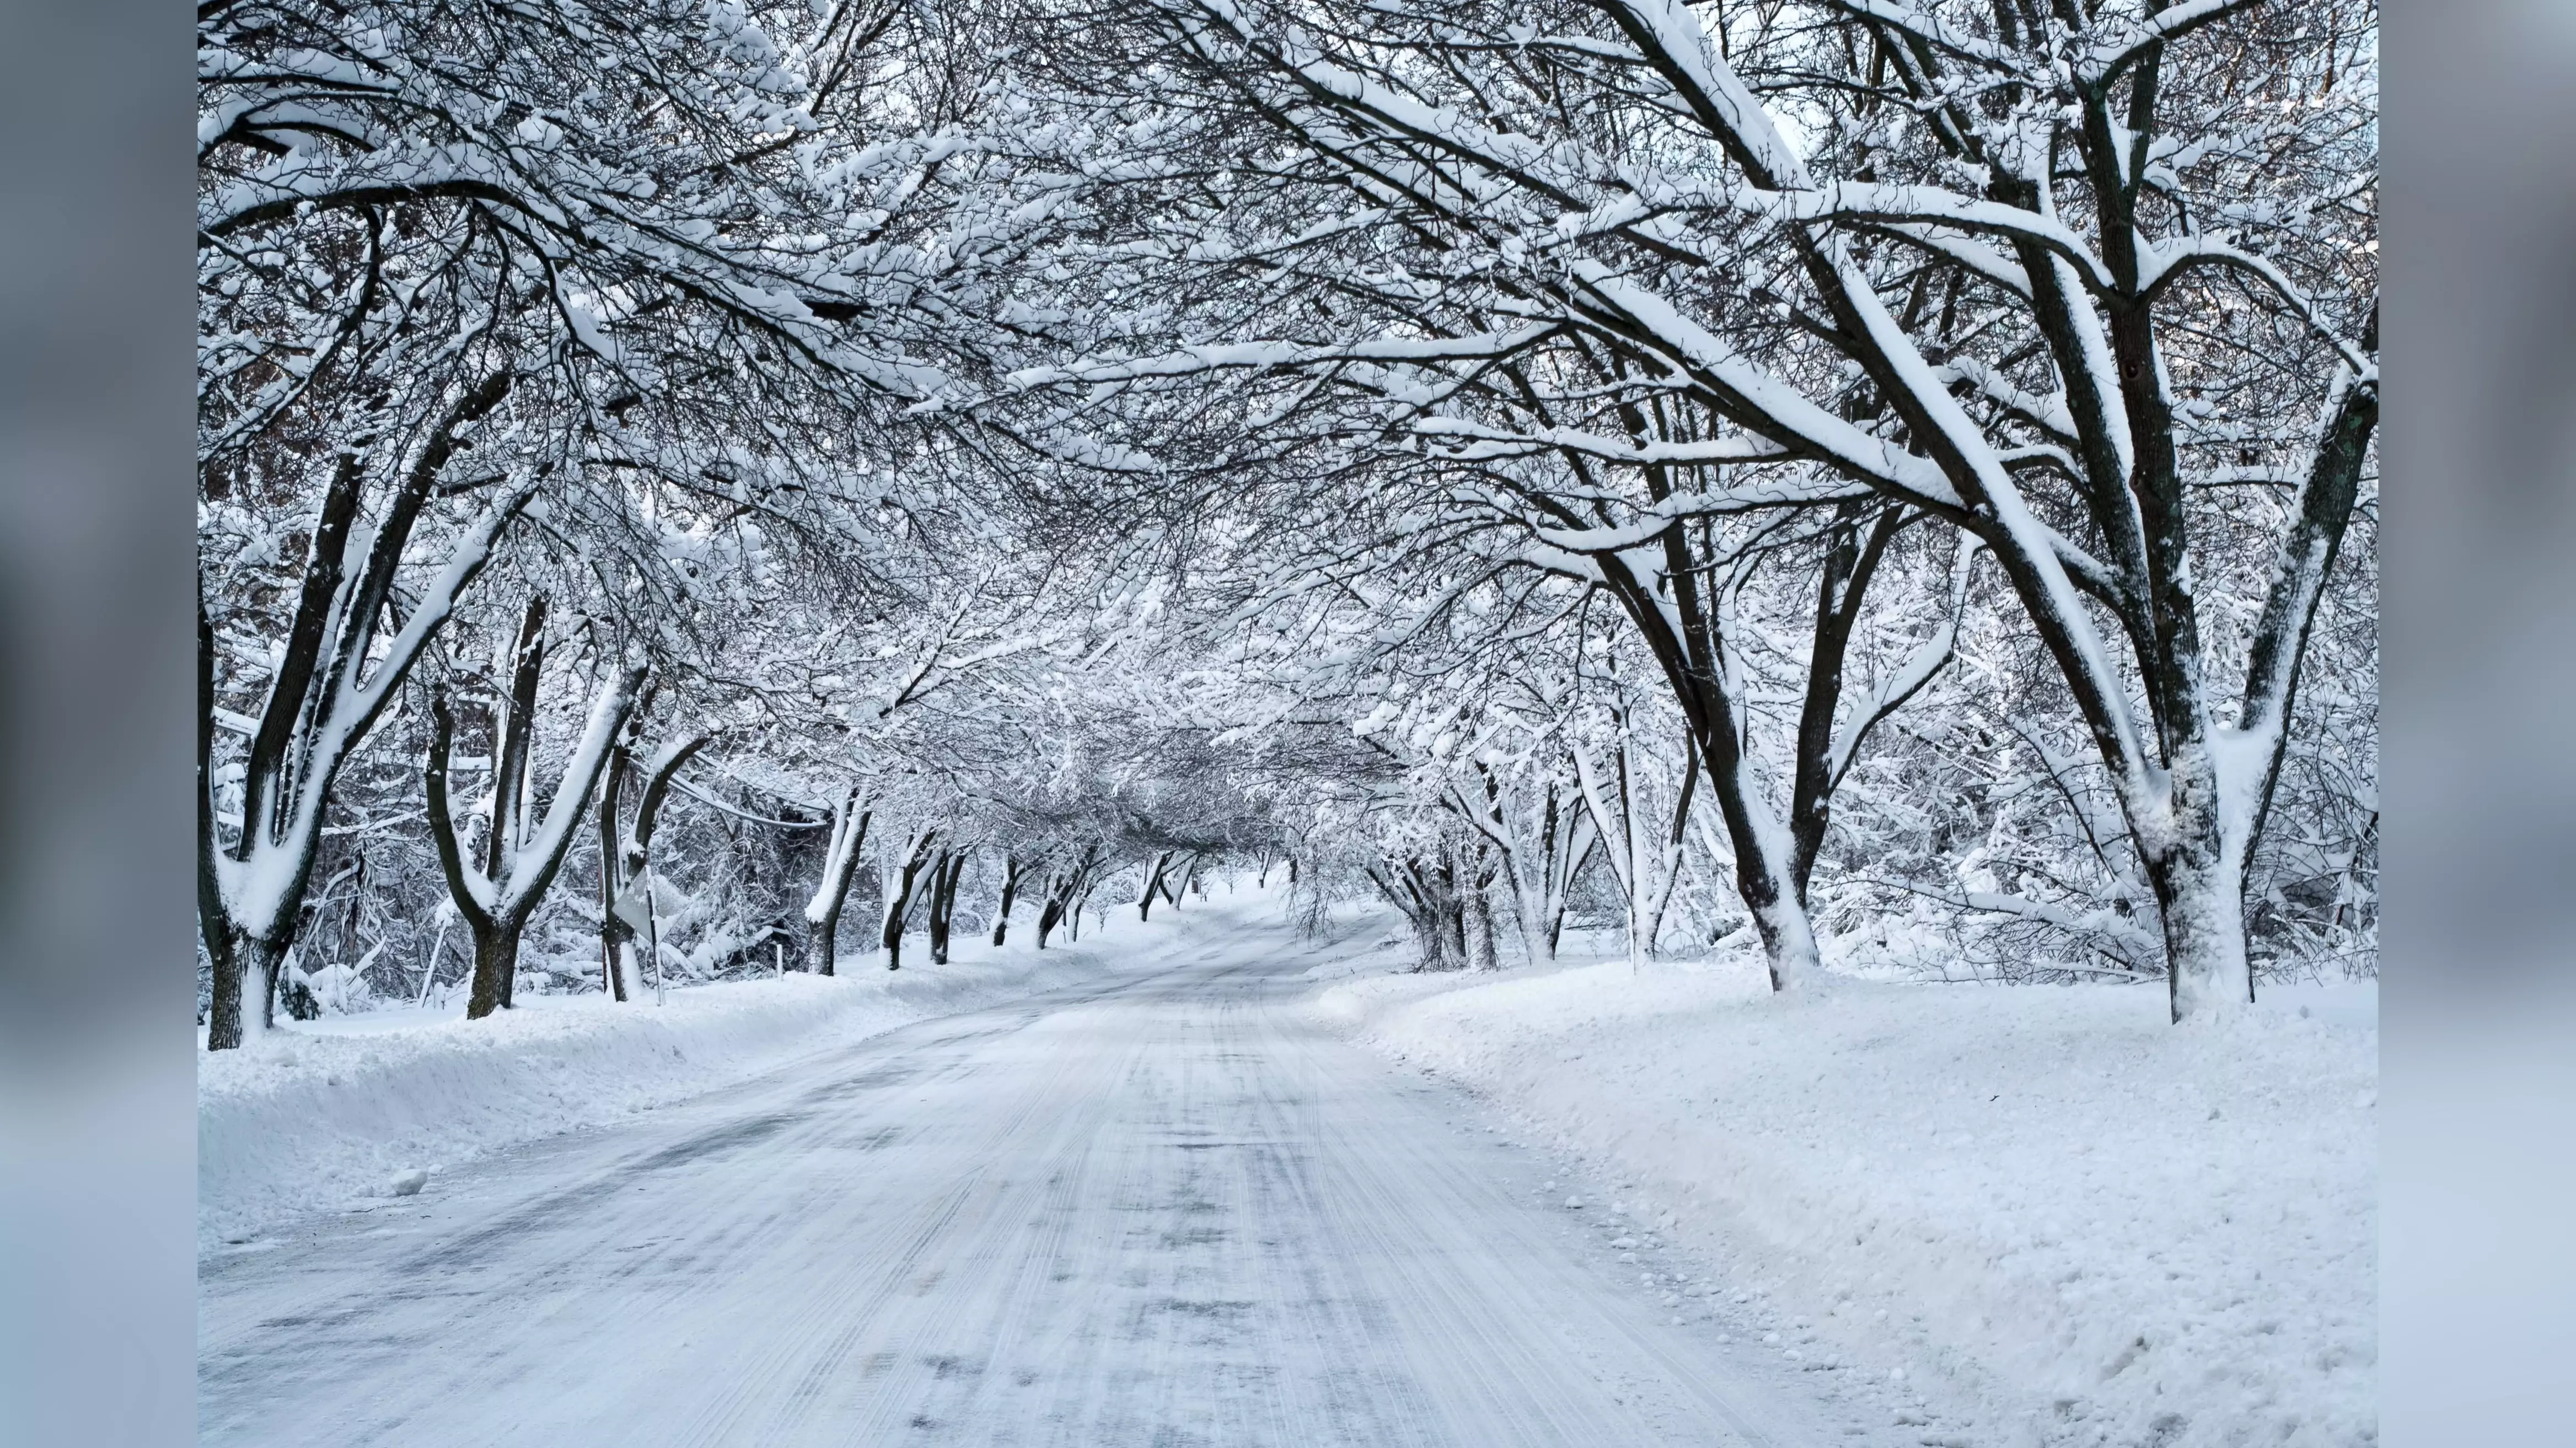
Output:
left=200, top=893, right=1897, bottom=1446
left=200, top=908, right=1185, bottom=1250
left=1314, top=937, right=2378, bottom=1448
left=201, top=891, right=2374, bottom=1447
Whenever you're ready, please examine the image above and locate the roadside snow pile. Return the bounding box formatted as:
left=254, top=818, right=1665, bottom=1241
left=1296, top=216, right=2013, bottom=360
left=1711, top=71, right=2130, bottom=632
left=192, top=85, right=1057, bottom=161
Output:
left=1316, top=957, right=2376, bottom=1448
left=200, top=922, right=1165, bottom=1250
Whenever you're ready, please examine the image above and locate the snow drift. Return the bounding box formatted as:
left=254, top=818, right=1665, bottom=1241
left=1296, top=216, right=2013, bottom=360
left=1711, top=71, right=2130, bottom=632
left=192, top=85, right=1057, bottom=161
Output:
left=1316, top=953, right=2376, bottom=1448
left=199, top=919, right=1168, bottom=1250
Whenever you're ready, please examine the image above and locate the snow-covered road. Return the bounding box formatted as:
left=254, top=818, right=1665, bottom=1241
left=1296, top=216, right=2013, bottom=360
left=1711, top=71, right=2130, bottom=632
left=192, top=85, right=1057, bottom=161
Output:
left=198, top=910, right=1863, bottom=1446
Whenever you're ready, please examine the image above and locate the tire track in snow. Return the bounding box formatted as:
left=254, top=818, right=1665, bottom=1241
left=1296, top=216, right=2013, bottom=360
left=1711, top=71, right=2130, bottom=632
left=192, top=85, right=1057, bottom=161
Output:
left=201, top=916, right=1877, bottom=1446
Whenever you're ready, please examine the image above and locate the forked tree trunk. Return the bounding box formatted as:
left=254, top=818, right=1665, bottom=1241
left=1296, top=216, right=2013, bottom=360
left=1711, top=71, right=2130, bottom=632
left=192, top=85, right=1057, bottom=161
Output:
left=1137, top=851, right=1174, bottom=921
left=472, top=599, right=549, bottom=1016
left=1035, top=849, right=1099, bottom=949
left=199, top=373, right=527, bottom=1050
left=927, top=851, right=965, bottom=965
left=465, top=922, right=524, bottom=1020
left=803, top=791, right=869, bottom=976
left=1410, top=911, right=1451, bottom=971
left=1370, top=856, right=1467, bottom=972
left=206, top=929, right=289, bottom=1049
left=426, top=634, right=644, bottom=1022
left=879, top=829, right=937, bottom=971
left=626, top=731, right=707, bottom=995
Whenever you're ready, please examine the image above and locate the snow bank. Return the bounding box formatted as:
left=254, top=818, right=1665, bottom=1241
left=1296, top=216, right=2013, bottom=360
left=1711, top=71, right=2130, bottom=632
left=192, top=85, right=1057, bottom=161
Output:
left=200, top=916, right=1175, bottom=1250
left=1316, top=954, right=2376, bottom=1448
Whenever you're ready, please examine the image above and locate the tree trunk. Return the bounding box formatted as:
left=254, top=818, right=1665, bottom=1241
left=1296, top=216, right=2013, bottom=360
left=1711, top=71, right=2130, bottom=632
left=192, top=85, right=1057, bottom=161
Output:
left=1069, top=874, right=1097, bottom=941
left=612, top=934, right=645, bottom=1002
left=805, top=912, right=839, bottom=977
left=598, top=749, right=631, bottom=1001
left=1464, top=878, right=1500, bottom=970
left=803, top=793, right=868, bottom=977
left=991, top=855, right=1025, bottom=946
left=1407, top=905, right=1451, bottom=971
left=465, top=919, right=522, bottom=1021
left=2148, top=847, right=2253, bottom=1024
left=1137, top=851, right=1173, bottom=921
left=1440, top=859, right=1468, bottom=967
left=881, top=833, right=935, bottom=971
left=427, top=658, right=645, bottom=1022
left=1699, top=723, right=1822, bottom=992
left=206, top=928, right=288, bottom=1049
left=1387, top=859, right=1465, bottom=972
left=2142, top=757, right=2256, bottom=1021
left=805, top=911, right=838, bottom=977
left=883, top=911, right=906, bottom=972
left=927, top=851, right=963, bottom=965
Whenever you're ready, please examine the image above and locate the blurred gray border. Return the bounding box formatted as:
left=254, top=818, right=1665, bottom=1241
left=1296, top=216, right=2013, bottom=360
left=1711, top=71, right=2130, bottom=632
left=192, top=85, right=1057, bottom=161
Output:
left=0, top=0, right=198, bottom=1443
left=2384, top=0, right=2576, bottom=1441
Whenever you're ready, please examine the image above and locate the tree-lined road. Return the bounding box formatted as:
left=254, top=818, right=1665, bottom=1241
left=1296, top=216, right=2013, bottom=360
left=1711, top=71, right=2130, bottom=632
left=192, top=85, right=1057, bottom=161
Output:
left=201, top=913, right=1860, bottom=1446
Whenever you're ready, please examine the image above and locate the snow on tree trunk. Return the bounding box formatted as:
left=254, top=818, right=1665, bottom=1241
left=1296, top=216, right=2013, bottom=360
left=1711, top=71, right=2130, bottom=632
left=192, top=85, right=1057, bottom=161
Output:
left=207, top=929, right=288, bottom=1050
left=1464, top=880, right=1500, bottom=971
left=1137, top=852, right=1174, bottom=921
left=426, top=648, right=645, bottom=1022
left=803, top=793, right=869, bottom=977
left=879, top=828, right=937, bottom=971
left=197, top=387, right=531, bottom=1050
left=927, top=851, right=965, bottom=965
left=2140, top=740, right=2256, bottom=1023
left=990, top=855, right=1026, bottom=947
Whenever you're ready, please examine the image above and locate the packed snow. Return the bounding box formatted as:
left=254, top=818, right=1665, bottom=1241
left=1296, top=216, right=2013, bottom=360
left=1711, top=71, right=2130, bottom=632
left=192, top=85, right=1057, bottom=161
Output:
left=199, top=911, right=1176, bottom=1251
left=206, top=888, right=2376, bottom=1448
left=1316, top=938, right=2377, bottom=1448
left=200, top=895, right=1863, bottom=1446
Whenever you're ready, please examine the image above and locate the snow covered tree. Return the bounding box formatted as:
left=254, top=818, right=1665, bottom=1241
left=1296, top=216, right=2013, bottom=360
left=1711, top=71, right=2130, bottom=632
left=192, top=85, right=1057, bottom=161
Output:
left=422, top=599, right=645, bottom=1017
left=1012, top=0, right=2375, bottom=1018
left=196, top=0, right=1060, bottom=1042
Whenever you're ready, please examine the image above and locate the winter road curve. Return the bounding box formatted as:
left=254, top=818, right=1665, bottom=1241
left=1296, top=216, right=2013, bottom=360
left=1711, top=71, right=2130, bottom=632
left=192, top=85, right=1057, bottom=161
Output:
left=200, top=907, right=1864, bottom=1446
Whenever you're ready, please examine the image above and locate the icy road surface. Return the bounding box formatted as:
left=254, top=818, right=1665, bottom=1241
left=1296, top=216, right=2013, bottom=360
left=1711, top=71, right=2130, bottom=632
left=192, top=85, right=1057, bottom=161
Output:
left=201, top=914, right=1860, bottom=1446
